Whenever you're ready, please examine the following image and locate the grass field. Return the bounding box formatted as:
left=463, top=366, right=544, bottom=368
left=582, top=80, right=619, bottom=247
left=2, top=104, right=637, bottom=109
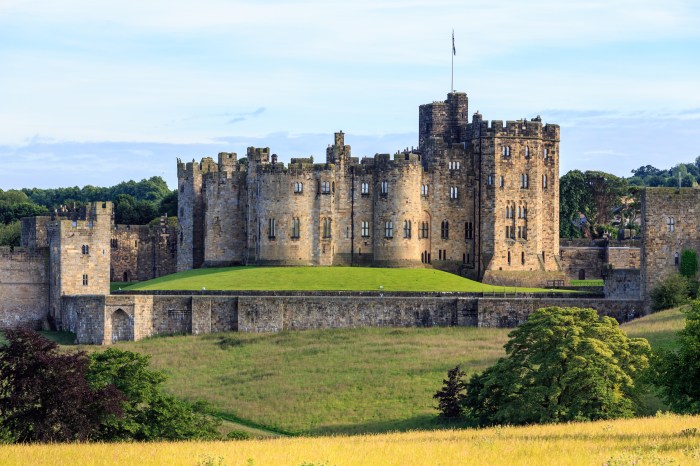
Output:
left=121, top=266, right=572, bottom=293
left=570, top=279, right=604, bottom=287
left=67, top=307, right=686, bottom=436
left=2, top=414, right=700, bottom=466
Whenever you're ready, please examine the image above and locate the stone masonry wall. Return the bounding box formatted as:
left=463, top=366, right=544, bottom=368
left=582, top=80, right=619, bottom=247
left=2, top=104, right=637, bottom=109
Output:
left=641, top=188, right=700, bottom=306
left=477, top=298, right=644, bottom=328
left=0, top=247, right=49, bottom=329
left=604, top=269, right=641, bottom=300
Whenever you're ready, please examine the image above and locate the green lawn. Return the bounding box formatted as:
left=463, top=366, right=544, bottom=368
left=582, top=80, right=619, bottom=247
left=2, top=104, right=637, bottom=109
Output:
left=65, top=307, right=685, bottom=436
left=570, top=279, right=604, bottom=287
left=121, top=266, right=571, bottom=293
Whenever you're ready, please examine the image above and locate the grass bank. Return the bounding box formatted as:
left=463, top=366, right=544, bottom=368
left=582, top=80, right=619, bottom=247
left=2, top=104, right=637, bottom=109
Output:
left=121, top=266, right=572, bottom=293
left=2, top=414, right=699, bottom=466
left=67, top=308, right=684, bottom=436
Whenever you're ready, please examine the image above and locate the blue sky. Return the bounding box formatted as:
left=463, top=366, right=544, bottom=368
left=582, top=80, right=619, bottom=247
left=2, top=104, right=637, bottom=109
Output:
left=1, top=0, right=699, bottom=190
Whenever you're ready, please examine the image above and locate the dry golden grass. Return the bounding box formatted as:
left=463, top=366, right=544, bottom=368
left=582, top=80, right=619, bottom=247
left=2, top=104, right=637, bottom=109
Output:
left=2, top=414, right=699, bottom=466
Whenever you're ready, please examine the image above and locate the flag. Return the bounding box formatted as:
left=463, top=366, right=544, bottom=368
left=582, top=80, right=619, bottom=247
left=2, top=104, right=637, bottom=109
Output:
left=452, top=30, right=456, bottom=55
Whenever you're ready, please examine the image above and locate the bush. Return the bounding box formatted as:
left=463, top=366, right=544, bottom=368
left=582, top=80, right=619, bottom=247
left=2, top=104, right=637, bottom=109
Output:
left=652, top=300, right=700, bottom=413
left=680, top=250, right=699, bottom=279
left=453, top=307, right=651, bottom=426
left=650, top=274, right=691, bottom=311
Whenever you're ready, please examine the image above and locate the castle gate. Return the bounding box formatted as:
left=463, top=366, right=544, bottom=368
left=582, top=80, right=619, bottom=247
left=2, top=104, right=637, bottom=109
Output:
left=111, top=308, right=134, bottom=342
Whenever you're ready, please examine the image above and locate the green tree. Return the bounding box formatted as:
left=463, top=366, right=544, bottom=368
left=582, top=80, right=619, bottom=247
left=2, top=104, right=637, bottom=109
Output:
left=461, top=307, right=651, bottom=426
left=87, top=348, right=220, bottom=441
left=680, top=250, right=699, bottom=279
left=652, top=300, right=700, bottom=413
left=650, top=274, right=691, bottom=311
left=0, top=221, right=21, bottom=247
left=433, top=365, right=468, bottom=418
left=559, top=170, right=592, bottom=238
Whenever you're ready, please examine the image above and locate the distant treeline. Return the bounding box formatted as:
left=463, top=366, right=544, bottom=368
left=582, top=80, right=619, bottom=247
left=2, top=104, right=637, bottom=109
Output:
left=560, top=156, right=700, bottom=239
left=0, top=177, right=177, bottom=247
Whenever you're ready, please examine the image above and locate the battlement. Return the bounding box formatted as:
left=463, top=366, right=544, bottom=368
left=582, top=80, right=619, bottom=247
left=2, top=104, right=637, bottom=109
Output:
left=177, top=157, right=219, bottom=178
left=472, top=116, right=560, bottom=140
left=247, top=147, right=270, bottom=164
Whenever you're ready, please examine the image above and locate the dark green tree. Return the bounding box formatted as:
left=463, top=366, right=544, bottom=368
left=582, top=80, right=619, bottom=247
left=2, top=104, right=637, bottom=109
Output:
left=652, top=300, right=700, bottom=413
left=559, top=170, right=592, bottom=238
left=461, top=307, right=651, bottom=426
left=650, top=274, right=691, bottom=311
left=433, top=365, right=468, bottom=418
left=680, top=250, right=699, bottom=279
left=0, top=329, right=123, bottom=443
left=87, top=348, right=220, bottom=441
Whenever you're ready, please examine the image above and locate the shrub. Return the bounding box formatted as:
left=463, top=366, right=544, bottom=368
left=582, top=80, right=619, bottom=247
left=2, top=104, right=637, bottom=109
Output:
left=680, top=250, right=699, bottom=279
left=458, top=307, right=651, bottom=426
left=433, top=365, right=467, bottom=418
left=651, top=274, right=691, bottom=311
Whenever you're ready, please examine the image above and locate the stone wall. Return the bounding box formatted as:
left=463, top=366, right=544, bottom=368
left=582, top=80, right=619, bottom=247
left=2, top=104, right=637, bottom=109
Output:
left=604, top=269, right=641, bottom=300
left=110, top=223, right=177, bottom=282
left=608, top=247, right=641, bottom=270
left=0, top=247, right=49, bottom=329
left=477, top=297, right=644, bottom=328
left=641, top=188, right=700, bottom=307
left=559, top=246, right=606, bottom=280
left=236, top=295, right=478, bottom=333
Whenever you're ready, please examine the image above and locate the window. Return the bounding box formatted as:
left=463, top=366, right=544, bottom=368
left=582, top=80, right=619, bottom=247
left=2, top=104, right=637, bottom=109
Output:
left=517, top=226, right=522, bottom=239
left=675, top=252, right=680, bottom=266
left=667, top=217, right=676, bottom=232
left=361, top=221, right=370, bottom=238
left=505, top=226, right=510, bottom=239
left=502, top=146, right=511, bottom=157
left=268, top=218, right=276, bottom=239
left=487, top=175, right=493, bottom=186
left=449, top=161, right=461, bottom=170
left=465, top=222, right=474, bottom=239
left=441, top=221, right=449, bottom=239
left=542, top=174, right=548, bottom=189
left=403, top=220, right=411, bottom=239
left=450, top=187, right=459, bottom=199
left=525, top=146, right=530, bottom=159
left=499, top=176, right=504, bottom=188
left=421, top=184, right=429, bottom=197
left=381, top=181, right=388, bottom=195
left=507, top=251, right=511, bottom=265
left=111, top=238, right=118, bottom=249
left=322, top=218, right=332, bottom=238
left=321, top=181, right=331, bottom=194
left=291, top=217, right=300, bottom=239
left=384, top=220, right=393, bottom=238
left=520, top=173, right=529, bottom=189
left=421, top=250, right=431, bottom=264
left=420, top=222, right=429, bottom=239
left=543, top=148, right=548, bottom=160
left=294, top=182, right=303, bottom=193
left=522, top=226, right=528, bottom=239
left=361, top=182, right=369, bottom=195
left=82, top=274, right=88, bottom=286
left=81, top=245, right=90, bottom=255
left=521, top=252, right=525, bottom=265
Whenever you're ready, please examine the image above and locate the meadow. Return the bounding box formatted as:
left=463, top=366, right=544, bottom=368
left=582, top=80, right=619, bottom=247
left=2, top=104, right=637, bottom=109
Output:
left=121, top=266, right=571, bottom=293
left=2, top=414, right=699, bottom=466
left=72, top=307, right=685, bottom=436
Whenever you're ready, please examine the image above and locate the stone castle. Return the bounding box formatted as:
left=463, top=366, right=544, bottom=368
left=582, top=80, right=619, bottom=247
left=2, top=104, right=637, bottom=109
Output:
left=177, top=92, right=561, bottom=284
left=0, top=90, right=698, bottom=344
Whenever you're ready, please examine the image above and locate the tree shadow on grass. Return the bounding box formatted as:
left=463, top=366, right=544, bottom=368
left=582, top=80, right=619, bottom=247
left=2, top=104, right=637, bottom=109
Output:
left=306, top=414, right=471, bottom=436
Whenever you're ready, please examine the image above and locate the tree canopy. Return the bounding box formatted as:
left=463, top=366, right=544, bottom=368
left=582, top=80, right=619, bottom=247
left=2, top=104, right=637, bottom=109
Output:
left=437, top=307, right=651, bottom=426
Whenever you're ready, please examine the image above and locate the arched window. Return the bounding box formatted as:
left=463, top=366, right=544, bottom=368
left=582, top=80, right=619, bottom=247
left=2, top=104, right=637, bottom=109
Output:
left=525, top=146, right=530, bottom=159
left=384, top=221, right=393, bottom=238
left=543, top=174, right=548, bottom=189
left=441, top=221, right=449, bottom=239
left=667, top=217, right=676, bottom=232
left=291, top=217, right=300, bottom=239
left=403, top=220, right=411, bottom=239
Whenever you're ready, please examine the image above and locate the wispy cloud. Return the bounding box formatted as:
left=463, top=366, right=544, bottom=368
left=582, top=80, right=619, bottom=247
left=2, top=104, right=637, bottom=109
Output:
left=228, top=107, right=266, bottom=124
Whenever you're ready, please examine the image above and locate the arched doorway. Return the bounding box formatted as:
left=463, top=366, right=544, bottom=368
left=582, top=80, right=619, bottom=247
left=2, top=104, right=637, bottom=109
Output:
left=123, top=271, right=129, bottom=282
left=578, top=269, right=586, bottom=280
left=112, top=309, right=133, bottom=343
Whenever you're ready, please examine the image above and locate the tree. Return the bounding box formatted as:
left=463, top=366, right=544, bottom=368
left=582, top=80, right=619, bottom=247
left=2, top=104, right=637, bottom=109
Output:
left=680, top=250, right=699, bottom=279
left=433, top=365, right=467, bottom=418
left=559, top=170, right=593, bottom=238
left=460, top=307, right=651, bottom=426
left=0, top=221, right=21, bottom=247
left=652, top=300, right=700, bottom=413
left=87, top=348, right=220, bottom=441
left=650, top=274, right=691, bottom=311
left=0, top=329, right=123, bottom=443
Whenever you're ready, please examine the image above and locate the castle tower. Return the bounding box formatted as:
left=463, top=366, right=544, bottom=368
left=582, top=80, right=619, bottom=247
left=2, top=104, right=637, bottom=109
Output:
left=177, top=157, right=217, bottom=271
left=418, top=92, right=468, bottom=150
left=47, top=202, right=112, bottom=329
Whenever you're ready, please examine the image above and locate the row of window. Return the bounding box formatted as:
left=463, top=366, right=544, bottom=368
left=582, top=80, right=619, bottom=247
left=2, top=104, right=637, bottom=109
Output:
left=505, top=225, right=528, bottom=240
left=266, top=219, right=477, bottom=240
left=486, top=173, right=549, bottom=190
left=505, top=204, right=528, bottom=219
left=501, top=145, right=551, bottom=160
left=289, top=180, right=463, bottom=198
left=421, top=251, right=472, bottom=264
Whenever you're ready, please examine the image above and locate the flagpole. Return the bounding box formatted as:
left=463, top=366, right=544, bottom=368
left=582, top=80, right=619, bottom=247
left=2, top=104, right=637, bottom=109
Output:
left=451, top=29, right=454, bottom=93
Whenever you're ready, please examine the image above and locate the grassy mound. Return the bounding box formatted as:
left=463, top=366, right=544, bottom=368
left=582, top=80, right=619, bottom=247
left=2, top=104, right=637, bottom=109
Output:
left=121, top=266, right=569, bottom=293
left=67, top=308, right=684, bottom=436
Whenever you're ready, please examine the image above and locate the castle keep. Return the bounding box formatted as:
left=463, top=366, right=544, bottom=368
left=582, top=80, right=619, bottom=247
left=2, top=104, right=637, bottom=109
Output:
left=178, top=92, right=561, bottom=282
